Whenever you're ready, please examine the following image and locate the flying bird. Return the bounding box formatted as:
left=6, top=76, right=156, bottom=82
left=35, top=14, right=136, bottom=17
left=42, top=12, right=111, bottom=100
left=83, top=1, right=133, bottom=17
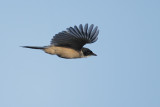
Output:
left=22, top=23, right=99, bottom=59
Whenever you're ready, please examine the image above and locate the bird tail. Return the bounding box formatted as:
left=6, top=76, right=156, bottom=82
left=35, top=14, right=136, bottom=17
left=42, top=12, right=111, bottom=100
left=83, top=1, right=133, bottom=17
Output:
left=21, top=46, right=45, bottom=50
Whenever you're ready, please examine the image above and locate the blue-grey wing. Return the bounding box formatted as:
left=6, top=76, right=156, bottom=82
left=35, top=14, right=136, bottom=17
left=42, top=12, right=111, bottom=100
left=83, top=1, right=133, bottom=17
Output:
left=51, top=24, right=99, bottom=50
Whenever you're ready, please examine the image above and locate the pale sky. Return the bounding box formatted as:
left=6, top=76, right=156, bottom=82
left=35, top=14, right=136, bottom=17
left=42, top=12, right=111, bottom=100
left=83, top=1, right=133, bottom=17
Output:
left=0, top=0, right=160, bottom=107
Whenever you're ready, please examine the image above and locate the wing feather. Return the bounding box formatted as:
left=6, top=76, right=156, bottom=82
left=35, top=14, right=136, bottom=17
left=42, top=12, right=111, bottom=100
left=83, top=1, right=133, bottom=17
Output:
left=84, top=24, right=88, bottom=39
left=87, top=24, right=94, bottom=38
left=79, top=24, right=84, bottom=36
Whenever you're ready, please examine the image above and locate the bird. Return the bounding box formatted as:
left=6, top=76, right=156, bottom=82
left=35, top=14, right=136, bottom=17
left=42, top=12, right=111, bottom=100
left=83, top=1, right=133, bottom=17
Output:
left=22, top=23, right=99, bottom=59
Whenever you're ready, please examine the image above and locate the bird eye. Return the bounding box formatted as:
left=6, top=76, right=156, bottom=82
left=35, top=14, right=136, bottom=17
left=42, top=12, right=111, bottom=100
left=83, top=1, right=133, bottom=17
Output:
left=87, top=51, right=92, bottom=54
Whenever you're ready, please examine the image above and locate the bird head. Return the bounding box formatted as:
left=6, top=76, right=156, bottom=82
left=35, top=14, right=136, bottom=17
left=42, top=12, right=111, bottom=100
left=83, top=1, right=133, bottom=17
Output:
left=82, top=48, right=97, bottom=57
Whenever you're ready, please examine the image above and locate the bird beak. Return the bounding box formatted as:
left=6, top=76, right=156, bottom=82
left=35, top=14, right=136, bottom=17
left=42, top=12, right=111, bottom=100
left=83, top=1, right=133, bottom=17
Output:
left=92, top=53, right=97, bottom=56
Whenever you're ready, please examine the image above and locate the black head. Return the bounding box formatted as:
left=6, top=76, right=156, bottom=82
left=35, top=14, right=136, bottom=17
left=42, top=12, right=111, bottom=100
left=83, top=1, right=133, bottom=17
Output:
left=82, top=48, right=97, bottom=57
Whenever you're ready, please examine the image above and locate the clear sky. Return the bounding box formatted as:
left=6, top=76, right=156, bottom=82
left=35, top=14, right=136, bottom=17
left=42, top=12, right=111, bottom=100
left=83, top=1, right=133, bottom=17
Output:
left=0, top=0, right=160, bottom=107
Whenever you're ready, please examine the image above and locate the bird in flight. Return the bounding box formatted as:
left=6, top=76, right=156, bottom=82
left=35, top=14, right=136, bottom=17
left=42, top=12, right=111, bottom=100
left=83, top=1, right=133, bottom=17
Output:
left=22, top=23, right=99, bottom=59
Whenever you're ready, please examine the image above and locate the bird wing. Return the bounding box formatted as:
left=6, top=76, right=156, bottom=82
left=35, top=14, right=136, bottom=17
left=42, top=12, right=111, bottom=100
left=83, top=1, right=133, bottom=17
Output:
left=50, top=24, right=99, bottom=50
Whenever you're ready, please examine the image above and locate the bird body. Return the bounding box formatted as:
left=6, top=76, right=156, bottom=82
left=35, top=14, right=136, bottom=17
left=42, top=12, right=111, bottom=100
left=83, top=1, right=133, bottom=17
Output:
left=22, top=24, right=99, bottom=59
left=44, top=46, right=83, bottom=58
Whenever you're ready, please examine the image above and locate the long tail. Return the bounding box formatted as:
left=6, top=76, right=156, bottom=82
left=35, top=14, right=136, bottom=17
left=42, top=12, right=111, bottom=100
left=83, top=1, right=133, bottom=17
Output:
left=21, top=46, right=45, bottom=49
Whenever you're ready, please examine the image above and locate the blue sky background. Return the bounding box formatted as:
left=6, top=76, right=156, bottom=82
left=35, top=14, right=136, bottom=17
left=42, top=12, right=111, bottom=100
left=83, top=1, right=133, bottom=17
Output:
left=0, top=0, right=160, bottom=107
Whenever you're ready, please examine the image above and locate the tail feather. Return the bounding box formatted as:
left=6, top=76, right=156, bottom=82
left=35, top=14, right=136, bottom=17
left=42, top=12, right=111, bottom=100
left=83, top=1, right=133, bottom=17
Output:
left=21, top=46, right=45, bottom=49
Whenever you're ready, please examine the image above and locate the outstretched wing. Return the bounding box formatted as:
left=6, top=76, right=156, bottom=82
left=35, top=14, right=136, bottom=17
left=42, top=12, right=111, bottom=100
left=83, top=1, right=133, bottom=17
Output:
left=51, top=24, right=99, bottom=50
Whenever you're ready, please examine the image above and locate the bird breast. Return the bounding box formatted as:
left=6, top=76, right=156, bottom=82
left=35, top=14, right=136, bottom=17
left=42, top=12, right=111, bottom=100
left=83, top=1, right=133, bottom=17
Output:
left=44, top=45, right=83, bottom=58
